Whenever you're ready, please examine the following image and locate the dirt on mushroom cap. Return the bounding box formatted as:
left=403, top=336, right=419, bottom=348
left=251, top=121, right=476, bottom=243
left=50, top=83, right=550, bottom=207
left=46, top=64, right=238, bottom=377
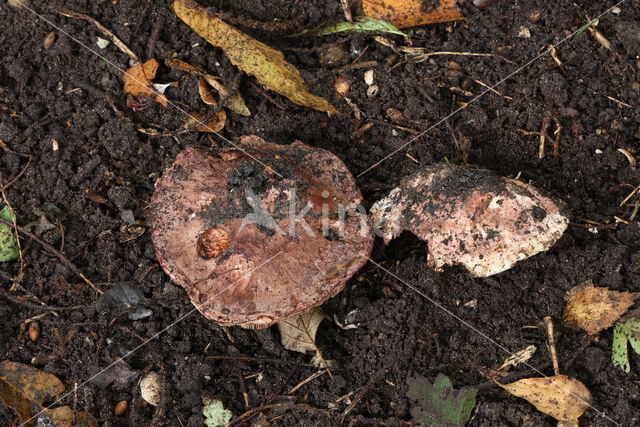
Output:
left=371, top=164, right=569, bottom=277
left=149, top=136, right=373, bottom=328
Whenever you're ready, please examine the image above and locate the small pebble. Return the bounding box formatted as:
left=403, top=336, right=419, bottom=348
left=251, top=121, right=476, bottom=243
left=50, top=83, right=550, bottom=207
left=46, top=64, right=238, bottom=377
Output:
left=366, top=85, right=379, bottom=98
left=517, top=26, right=531, bottom=38
left=28, top=321, right=41, bottom=341
left=333, top=77, right=349, bottom=97
left=114, top=400, right=128, bottom=416
left=363, top=69, right=375, bottom=86
left=96, top=37, right=110, bottom=49
left=43, top=32, right=56, bottom=49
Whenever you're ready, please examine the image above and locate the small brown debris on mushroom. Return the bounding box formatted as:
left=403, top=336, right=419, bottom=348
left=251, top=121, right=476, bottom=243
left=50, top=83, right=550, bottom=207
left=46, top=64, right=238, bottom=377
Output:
left=149, top=135, right=373, bottom=328
left=197, top=227, right=229, bottom=259
left=371, top=164, right=568, bottom=277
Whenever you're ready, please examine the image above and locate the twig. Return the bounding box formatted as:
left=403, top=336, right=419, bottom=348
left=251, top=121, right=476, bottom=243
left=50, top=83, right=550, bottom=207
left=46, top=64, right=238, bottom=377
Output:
left=229, top=403, right=327, bottom=426
left=0, top=145, right=32, bottom=192
left=287, top=369, right=327, bottom=395
left=340, top=0, right=353, bottom=22
left=146, top=15, right=165, bottom=59
left=0, top=217, right=103, bottom=294
left=341, top=367, right=388, bottom=417
left=57, top=9, right=140, bottom=64
left=206, top=355, right=314, bottom=367
left=543, top=316, right=560, bottom=375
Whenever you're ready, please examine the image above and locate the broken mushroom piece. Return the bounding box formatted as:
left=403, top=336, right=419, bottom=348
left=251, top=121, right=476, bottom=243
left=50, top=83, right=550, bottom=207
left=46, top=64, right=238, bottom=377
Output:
left=371, top=164, right=568, bottom=277
left=149, top=135, right=373, bottom=328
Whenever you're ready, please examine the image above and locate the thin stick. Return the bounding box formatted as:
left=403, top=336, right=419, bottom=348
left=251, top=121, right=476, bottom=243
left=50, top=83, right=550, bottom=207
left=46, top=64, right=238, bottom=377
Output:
left=287, top=369, right=327, bottom=394
left=543, top=316, right=560, bottom=375
left=340, top=0, right=353, bottom=22
left=57, top=9, right=140, bottom=64
left=0, top=145, right=32, bottom=192
left=0, top=217, right=103, bottom=294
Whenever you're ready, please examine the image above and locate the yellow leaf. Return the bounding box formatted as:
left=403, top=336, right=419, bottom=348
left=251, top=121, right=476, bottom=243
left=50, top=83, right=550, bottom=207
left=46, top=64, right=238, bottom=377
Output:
left=563, top=282, right=639, bottom=335
left=499, top=375, right=591, bottom=422
left=362, top=0, right=464, bottom=29
left=122, top=59, right=168, bottom=107
left=173, top=0, right=336, bottom=113
left=0, top=361, right=65, bottom=426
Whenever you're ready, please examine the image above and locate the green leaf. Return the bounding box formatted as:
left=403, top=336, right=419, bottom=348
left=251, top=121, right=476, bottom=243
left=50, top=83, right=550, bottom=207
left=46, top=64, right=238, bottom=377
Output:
left=202, top=398, right=232, bottom=427
left=0, top=206, right=19, bottom=262
left=612, top=318, right=640, bottom=373
left=407, top=373, right=477, bottom=427
left=299, top=16, right=407, bottom=37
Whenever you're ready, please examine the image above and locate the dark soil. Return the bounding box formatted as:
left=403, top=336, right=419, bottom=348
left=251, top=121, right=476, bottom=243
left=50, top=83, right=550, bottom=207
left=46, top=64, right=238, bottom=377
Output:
left=1, top=0, right=639, bottom=426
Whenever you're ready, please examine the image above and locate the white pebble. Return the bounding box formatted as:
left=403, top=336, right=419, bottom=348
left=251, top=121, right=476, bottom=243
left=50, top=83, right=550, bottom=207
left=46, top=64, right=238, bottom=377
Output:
left=96, top=37, right=111, bottom=49
left=363, top=70, right=375, bottom=86
left=140, top=372, right=167, bottom=407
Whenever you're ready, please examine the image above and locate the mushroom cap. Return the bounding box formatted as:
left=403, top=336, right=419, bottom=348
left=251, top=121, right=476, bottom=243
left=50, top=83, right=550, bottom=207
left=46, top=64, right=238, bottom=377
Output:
left=149, top=136, right=373, bottom=328
left=371, top=164, right=568, bottom=277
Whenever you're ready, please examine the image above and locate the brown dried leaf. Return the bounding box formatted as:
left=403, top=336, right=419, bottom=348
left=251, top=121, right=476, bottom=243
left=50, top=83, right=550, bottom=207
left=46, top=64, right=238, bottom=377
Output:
left=0, top=361, right=65, bottom=426
left=498, top=375, right=591, bottom=422
left=46, top=407, right=97, bottom=427
left=122, top=59, right=168, bottom=107
left=198, top=77, right=218, bottom=105
left=182, top=110, right=226, bottom=133
left=277, top=306, right=325, bottom=354
left=173, top=0, right=336, bottom=113
left=362, top=0, right=465, bottom=29
left=203, top=75, right=251, bottom=116
left=563, top=282, right=639, bottom=335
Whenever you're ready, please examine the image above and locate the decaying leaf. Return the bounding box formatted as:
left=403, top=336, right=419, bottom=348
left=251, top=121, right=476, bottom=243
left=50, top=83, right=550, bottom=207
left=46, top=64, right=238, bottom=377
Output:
left=202, top=397, right=233, bottom=427
left=371, top=164, right=568, bottom=277
left=96, top=282, right=152, bottom=321
left=362, top=0, right=465, bottom=29
left=277, top=306, right=326, bottom=354
left=173, top=0, right=336, bottom=113
left=166, top=58, right=251, bottom=116
left=300, top=16, right=406, bottom=37
left=88, top=358, right=139, bottom=388
left=0, top=361, right=64, bottom=425
left=0, top=205, right=19, bottom=262
left=497, top=345, right=537, bottom=371
left=406, top=373, right=477, bottom=427
left=612, top=318, right=640, bottom=373
left=47, top=406, right=98, bottom=427
left=563, top=282, right=639, bottom=335
left=182, top=110, right=226, bottom=133
left=0, top=361, right=65, bottom=426
left=122, top=58, right=168, bottom=107
left=498, top=375, right=592, bottom=423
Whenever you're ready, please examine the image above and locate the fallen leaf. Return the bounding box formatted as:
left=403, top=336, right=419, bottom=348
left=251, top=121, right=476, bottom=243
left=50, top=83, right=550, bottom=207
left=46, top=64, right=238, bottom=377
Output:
left=122, top=59, right=168, bottom=107
left=46, top=406, right=97, bottom=427
left=362, top=0, right=465, bottom=29
left=0, top=206, right=19, bottom=262
left=198, top=77, right=219, bottom=105
left=202, top=397, right=233, bottom=427
left=203, top=75, right=251, bottom=116
left=173, top=0, right=336, bottom=113
left=612, top=318, right=640, bottom=373
left=563, top=282, right=639, bottom=335
left=182, top=110, right=226, bottom=133
left=277, top=306, right=325, bottom=354
left=88, top=358, right=139, bottom=388
left=165, top=58, right=250, bottom=116
left=0, top=361, right=64, bottom=426
left=406, top=373, right=477, bottom=427
left=497, top=345, right=537, bottom=371
left=300, top=16, right=406, bottom=37
left=498, top=375, right=591, bottom=422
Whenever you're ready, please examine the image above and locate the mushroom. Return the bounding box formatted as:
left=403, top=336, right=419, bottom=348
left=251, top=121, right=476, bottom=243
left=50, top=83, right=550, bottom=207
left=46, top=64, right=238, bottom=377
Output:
left=149, top=136, right=373, bottom=328
left=371, top=164, right=568, bottom=277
